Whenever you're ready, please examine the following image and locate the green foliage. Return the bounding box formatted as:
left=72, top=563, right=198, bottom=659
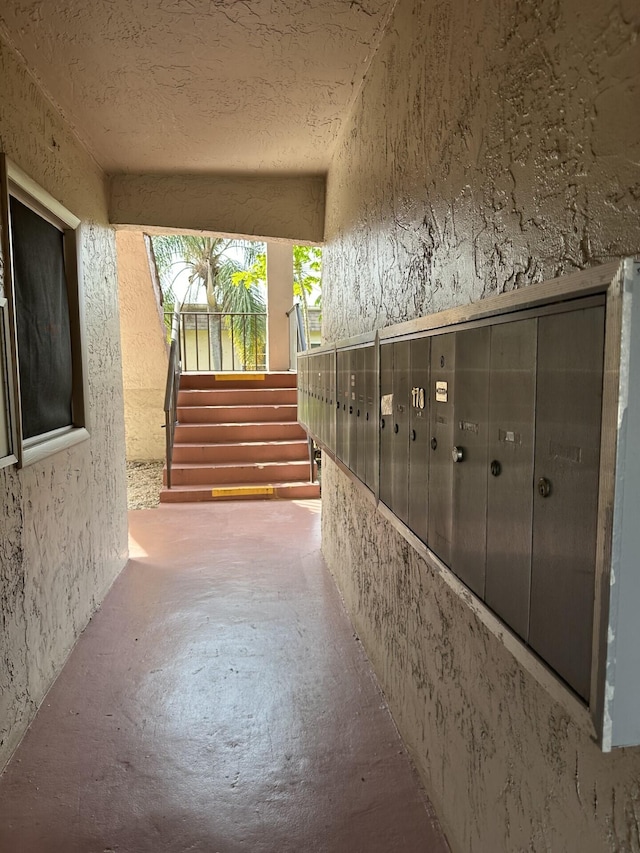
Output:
left=233, top=245, right=322, bottom=348
left=149, top=234, right=266, bottom=369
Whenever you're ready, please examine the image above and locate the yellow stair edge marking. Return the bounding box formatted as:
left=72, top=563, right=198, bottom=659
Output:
left=211, top=485, right=275, bottom=497
left=213, top=373, right=265, bottom=381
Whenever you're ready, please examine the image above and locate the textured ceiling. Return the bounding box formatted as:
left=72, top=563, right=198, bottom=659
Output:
left=0, top=0, right=395, bottom=175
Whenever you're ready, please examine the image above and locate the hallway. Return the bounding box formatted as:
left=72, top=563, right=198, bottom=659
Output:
left=0, top=500, right=448, bottom=853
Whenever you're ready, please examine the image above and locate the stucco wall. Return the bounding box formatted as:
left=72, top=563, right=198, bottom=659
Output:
left=110, top=173, right=326, bottom=244
left=322, top=1, right=640, bottom=851
left=116, top=231, right=167, bottom=461
left=0, top=36, right=128, bottom=770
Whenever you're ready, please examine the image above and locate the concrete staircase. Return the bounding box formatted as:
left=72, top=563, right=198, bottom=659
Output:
left=160, top=372, right=320, bottom=502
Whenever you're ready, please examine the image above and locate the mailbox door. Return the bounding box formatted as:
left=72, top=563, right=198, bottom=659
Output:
left=323, top=350, right=331, bottom=448
left=391, top=340, right=410, bottom=524
left=363, top=344, right=378, bottom=493
left=485, top=319, right=537, bottom=640
left=428, top=333, right=456, bottom=565
left=347, top=349, right=358, bottom=472
left=297, top=355, right=306, bottom=429
left=317, top=352, right=326, bottom=446
left=355, top=347, right=366, bottom=481
left=529, top=304, right=605, bottom=700
left=451, top=326, right=491, bottom=596
left=336, top=349, right=349, bottom=464
left=307, top=355, right=316, bottom=436
left=379, top=342, right=394, bottom=509
left=408, top=336, right=430, bottom=544
left=328, top=349, right=336, bottom=454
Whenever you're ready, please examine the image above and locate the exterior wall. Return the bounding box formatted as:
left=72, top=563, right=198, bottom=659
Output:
left=321, top=1, right=640, bottom=852
left=0, top=36, right=128, bottom=770
left=116, top=231, right=167, bottom=461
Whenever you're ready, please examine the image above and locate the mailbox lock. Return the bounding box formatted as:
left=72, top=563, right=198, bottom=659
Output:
left=394, top=423, right=399, bottom=434
left=430, top=437, right=437, bottom=450
left=381, top=418, right=385, bottom=429
left=451, top=446, right=464, bottom=463
left=537, top=477, right=552, bottom=498
left=357, top=408, right=360, bottom=417
left=490, top=460, right=501, bottom=477
left=411, top=429, right=417, bottom=442
left=349, top=405, right=353, bottom=414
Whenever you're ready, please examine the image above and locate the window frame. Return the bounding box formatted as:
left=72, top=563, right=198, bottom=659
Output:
left=0, top=154, right=89, bottom=467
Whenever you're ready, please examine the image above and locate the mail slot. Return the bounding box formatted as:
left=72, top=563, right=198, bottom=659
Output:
left=450, top=326, right=490, bottom=597
left=408, top=336, right=430, bottom=544
left=428, top=333, right=455, bottom=565
left=529, top=305, right=605, bottom=700
left=484, top=318, right=537, bottom=641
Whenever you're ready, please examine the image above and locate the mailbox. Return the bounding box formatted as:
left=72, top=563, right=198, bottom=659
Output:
left=306, top=259, right=640, bottom=750
left=450, top=326, right=490, bottom=597
left=327, top=348, right=336, bottom=454
left=379, top=342, right=393, bottom=510
left=529, top=304, right=605, bottom=701
left=363, top=344, right=378, bottom=492
left=379, top=340, right=410, bottom=522
left=347, top=349, right=358, bottom=473
left=408, top=336, right=430, bottom=544
left=354, top=347, right=366, bottom=482
left=484, top=318, right=537, bottom=641
left=297, top=354, right=308, bottom=431
left=336, top=348, right=350, bottom=465
left=428, top=333, right=455, bottom=565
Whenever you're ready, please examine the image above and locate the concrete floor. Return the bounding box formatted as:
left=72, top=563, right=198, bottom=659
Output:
left=0, top=500, right=448, bottom=853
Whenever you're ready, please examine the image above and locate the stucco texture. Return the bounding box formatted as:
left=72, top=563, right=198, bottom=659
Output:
left=116, top=231, right=167, bottom=461
left=110, top=173, right=326, bottom=244
left=0, top=35, right=128, bottom=769
left=321, top=1, right=640, bottom=851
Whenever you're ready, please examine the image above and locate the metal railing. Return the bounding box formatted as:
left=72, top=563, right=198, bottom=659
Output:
left=287, top=302, right=316, bottom=484
left=286, top=302, right=306, bottom=371
left=163, top=304, right=182, bottom=489
left=164, top=310, right=267, bottom=372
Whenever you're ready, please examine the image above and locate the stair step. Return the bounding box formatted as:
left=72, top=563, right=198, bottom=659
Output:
left=174, top=422, right=307, bottom=443
left=180, top=371, right=297, bottom=390
left=166, top=460, right=312, bottom=486
left=172, top=439, right=309, bottom=464
left=177, top=404, right=298, bottom=424
left=160, top=481, right=321, bottom=503
left=178, top=388, right=297, bottom=407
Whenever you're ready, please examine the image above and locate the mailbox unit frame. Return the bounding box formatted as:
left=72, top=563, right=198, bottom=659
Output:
left=296, top=258, right=640, bottom=751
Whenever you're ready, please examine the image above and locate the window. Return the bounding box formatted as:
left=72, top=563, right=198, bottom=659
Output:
left=0, top=155, right=88, bottom=466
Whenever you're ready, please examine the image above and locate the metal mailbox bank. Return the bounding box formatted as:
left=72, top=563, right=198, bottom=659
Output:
left=297, top=258, right=640, bottom=751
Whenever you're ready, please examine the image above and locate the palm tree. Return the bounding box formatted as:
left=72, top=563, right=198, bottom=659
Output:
left=150, top=235, right=266, bottom=370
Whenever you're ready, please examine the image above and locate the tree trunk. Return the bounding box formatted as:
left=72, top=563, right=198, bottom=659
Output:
left=208, top=314, right=222, bottom=370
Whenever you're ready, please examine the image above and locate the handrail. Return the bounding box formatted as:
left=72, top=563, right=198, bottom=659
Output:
left=287, top=302, right=315, bottom=483
left=163, top=303, right=182, bottom=489
left=286, top=302, right=307, bottom=370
